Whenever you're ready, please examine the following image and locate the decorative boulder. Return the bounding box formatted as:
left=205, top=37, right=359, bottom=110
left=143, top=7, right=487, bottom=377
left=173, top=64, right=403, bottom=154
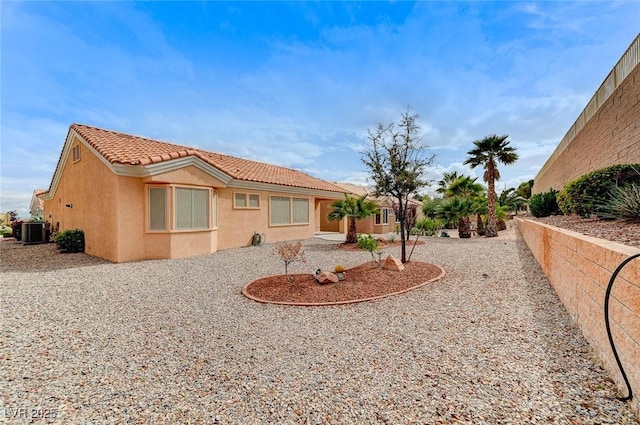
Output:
left=315, top=271, right=339, bottom=284
left=382, top=255, right=405, bottom=271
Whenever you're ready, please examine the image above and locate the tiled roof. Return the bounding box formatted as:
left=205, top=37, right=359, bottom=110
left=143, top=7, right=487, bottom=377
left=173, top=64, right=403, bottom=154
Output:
left=70, top=124, right=344, bottom=193
left=332, top=182, right=371, bottom=196
left=333, top=182, right=423, bottom=206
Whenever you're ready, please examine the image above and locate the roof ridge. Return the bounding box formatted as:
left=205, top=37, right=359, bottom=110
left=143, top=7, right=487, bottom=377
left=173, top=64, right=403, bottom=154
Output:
left=67, top=123, right=344, bottom=193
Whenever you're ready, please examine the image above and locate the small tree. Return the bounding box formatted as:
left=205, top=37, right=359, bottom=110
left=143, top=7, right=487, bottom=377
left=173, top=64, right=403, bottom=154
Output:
left=274, top=241, right=307, bottom=281
left=361, top=108, right=436, bottom=263
left=357, top=233, right=382, bottom=266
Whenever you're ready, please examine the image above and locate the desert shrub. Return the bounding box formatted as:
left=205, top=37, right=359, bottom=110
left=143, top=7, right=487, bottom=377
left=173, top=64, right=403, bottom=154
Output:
left=599, top=184, right=640, bottom=220
left=357, top=233, right=382, bottom=264
left=413, top=217, right=446, bottom=236
left=334, top=264, right=345, bottom=273
left=274, top=241, right=307, bottom=281
left=557, top=164, right=640, bottom=216
left=529, top=189, right=560, bottom=217
left=0, top=224, right=12, bottom=237
left=55, top=229, right=85, bottom=253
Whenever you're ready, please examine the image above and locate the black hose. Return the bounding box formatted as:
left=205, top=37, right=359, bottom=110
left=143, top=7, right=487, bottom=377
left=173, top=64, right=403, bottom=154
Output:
left=604, top=252, right=640, bottom=401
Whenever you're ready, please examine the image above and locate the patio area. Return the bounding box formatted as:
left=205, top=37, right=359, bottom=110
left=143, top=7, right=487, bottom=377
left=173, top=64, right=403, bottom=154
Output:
left=1, top=229, right=637, bottom=423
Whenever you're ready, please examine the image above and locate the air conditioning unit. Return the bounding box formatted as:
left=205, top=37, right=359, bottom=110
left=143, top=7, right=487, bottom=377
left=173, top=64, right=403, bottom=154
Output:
left=22, top=222, right=45, bottom=244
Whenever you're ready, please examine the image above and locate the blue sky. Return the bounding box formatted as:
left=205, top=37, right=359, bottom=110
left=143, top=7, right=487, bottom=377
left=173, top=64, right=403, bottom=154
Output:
left=2, top=1, right=639, bottom=218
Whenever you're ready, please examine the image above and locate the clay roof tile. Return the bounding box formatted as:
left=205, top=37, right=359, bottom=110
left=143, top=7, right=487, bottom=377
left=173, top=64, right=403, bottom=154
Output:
left=70, top=124, right=343, bottom=193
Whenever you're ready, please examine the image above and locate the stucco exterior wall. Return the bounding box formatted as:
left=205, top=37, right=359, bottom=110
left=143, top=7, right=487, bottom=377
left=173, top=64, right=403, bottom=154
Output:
left=318, top=200, right=341, bottom=232
left=533, top=63, right=640, bottom=194
left=516, top=217, right=640, bottom=411
left=43, top=136, right=119, bottom=260
left=216, top=188, right=318, bottom=250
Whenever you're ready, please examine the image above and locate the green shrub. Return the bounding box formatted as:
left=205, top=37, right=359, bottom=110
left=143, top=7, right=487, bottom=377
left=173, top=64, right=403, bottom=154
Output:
left=529, top=189, right=560, bottom=217
left=557, top=164, right=640, bottom=216
left=413, top=217, right=446, bottom=236
left=357, top=233, right=382, bottom=264
left=55, top=229, right=85, bottom=253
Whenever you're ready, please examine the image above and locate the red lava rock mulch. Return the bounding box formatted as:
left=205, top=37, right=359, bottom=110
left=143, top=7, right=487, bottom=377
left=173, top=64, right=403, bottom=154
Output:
left=532, top=215, right=640, bottom=248
left=243, top=261, right=445, bottom=306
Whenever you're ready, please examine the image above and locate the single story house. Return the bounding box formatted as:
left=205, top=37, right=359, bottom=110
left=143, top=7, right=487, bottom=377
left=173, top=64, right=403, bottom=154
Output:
left=41, top=124, right=346, bottom=262
left=30, top=189, right=46, bottom=218
left=317, top=182, right=423, bottom=236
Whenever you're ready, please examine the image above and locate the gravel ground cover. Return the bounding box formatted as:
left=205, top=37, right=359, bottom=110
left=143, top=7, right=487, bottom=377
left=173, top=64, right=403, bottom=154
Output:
left=1, top=230, right=638, bottom=424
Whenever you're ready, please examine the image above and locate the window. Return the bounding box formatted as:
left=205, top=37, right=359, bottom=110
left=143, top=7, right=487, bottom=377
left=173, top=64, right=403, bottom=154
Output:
left=176, top=188, right=209, bottom=229
left=211, top=190, right=217, bottom=228
left=147, top=186, right=214, bottom=231
left=270, top=196, right=309, bottom=225
left=149, top=187, right=167, bottom=230
left=234, top=192, right=260, bottom=209
left=375, top=208, right=391, bottom=225
left=72, top=145, right=81, bottom=162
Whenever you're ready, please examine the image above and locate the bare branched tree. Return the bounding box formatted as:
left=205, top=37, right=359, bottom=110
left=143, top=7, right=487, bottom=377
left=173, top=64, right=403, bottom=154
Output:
left=361, top=108, right=436, bottom=263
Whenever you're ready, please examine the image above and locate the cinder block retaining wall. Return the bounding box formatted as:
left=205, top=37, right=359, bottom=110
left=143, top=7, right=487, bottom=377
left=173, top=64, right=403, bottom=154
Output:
left=516, top=217, right=640, bottom=411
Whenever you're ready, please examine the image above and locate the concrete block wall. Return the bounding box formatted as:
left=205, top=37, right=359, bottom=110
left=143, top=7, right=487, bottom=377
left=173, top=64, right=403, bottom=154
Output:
left=516, top=217, right=640, bottom=411
left=533, top=62, right=640, bottom=194
left=534, top=33, right=640, bottom=195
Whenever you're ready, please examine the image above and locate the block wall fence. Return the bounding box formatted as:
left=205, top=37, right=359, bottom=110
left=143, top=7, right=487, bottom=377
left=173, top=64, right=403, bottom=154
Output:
left=533, top=34, right=640, bottom=194
left=516, top=217, right=640, bottom=412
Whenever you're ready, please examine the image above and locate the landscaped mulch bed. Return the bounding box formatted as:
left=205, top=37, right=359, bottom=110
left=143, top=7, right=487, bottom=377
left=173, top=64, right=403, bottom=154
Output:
left=532, top=215, right=640, bottom=248
left=243, top=260, right=444, bottom=305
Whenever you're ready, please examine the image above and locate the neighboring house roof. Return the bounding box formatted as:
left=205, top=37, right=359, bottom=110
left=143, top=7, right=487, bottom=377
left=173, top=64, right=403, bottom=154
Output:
left=332, top=182, right=422, bottom=207
left=44, top=124, right=345, bottom=197
left=332, top=182, right=371, bottom=197
left=30, top=189, right=46, bottom=217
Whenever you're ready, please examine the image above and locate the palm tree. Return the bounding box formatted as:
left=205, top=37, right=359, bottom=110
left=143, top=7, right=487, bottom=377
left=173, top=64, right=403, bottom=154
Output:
left=328, top=194, right=379, bottom=243
left=498, top=187, right=527, bottom=216
left=471, top=197, right=488, bottom=236
left=436, top=171, right=460, bottom=196
left=444, top=176, right=485, bottom=236
left=445, top=176, right=485, bottom=199
left=464, top=135, right=519, bottom=237
left=437, top=197, right=475, bottom=238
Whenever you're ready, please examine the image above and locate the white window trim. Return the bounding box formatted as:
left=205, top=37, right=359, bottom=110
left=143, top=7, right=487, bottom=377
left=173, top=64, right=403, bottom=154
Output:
left=269, top=195, right=310, bottom=226
left=233, top=192, right=261, bottom=209
left=375, top=208, right=391, bottom=226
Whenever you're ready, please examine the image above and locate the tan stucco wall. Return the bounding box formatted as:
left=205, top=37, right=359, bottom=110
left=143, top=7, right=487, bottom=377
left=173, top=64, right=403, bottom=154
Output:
left=144, top=165, right=226, bottom=187
left=318, top=200, right=341, bottom=232
left=43, top=136, right=119, bottom=260
left=216, top=189, right=321, bottom=250
left=516, top=217, right=640, bottom=412
left=533, top=63, right=640, bottom=194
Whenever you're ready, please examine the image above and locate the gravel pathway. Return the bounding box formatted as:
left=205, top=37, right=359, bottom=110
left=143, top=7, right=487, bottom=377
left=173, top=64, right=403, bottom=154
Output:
left=1, top=231, right=638, bottom=424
